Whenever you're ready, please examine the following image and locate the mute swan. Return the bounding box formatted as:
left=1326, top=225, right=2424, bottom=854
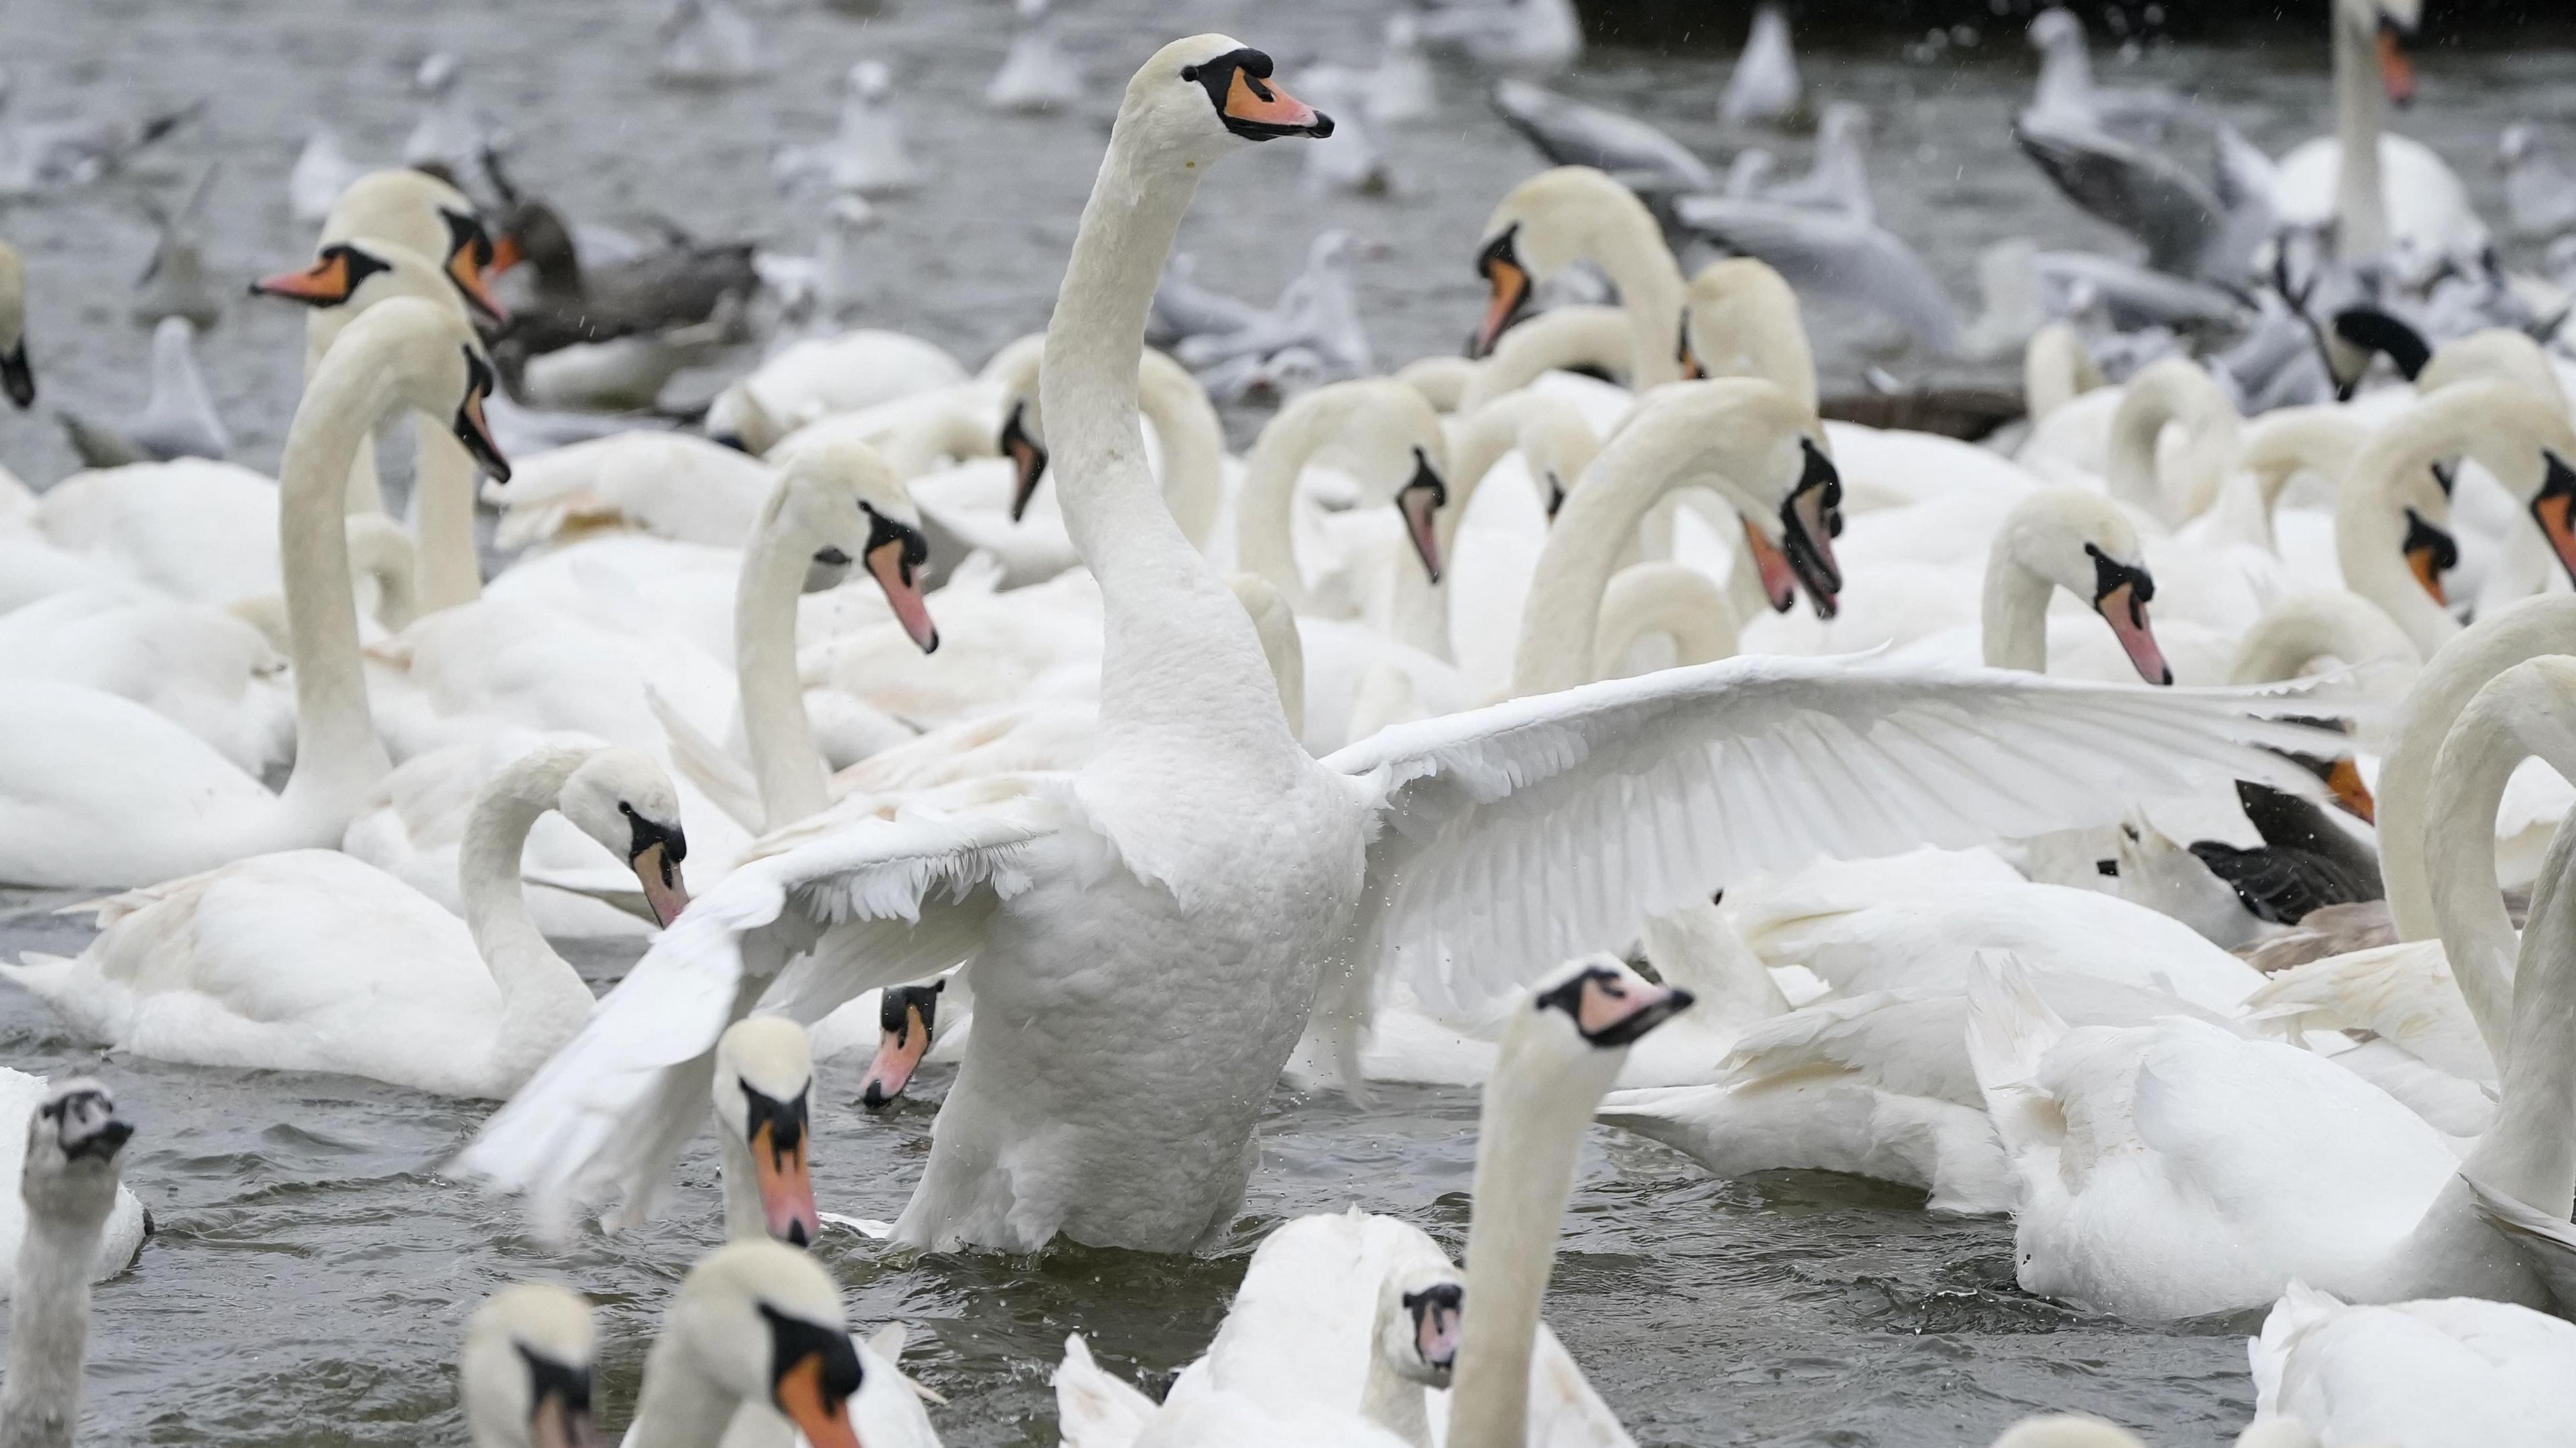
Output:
left=0, top=298, right=506, bottom=888
left=2247, top=1280, right=2576, bottom=1447
left=1234, top=377, right=1450, bottom=619
left=623, top=1241, right=871, bottom=1448
left=1469, top=166, right=1682, bottom=386
left=3, top=743, right=687, bottom=1097
left=0, top=1080, right=130, bottom=1448
left=252, top=234, right=496, bottom=612
left=0, top=1072, right=146, bottom=1296
left=1073, top=958, right=1669, bottom=1447
left=706, top=330, right=968, bottom=457
left=460, top=34, right=2344, bottom=1256
left=0, top=238, right=30, bottom=406
left=2271, top=0, right=2483, bottom=261
left=1968, top=655, right=2576, bottom=1317
left=0, top=579, right=296, bottom=775
left=462, top=1284, right=602, bottom=1448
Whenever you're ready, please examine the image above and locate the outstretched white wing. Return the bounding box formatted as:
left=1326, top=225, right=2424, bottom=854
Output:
left=451, top=776, right=1064, bottom=1235
left=1322, top=655, right=2332, bottom=1029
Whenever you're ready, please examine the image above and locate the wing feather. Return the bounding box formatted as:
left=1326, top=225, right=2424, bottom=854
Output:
left=451, top=778, right=1065, bottom=1235
left=1325, top=655, right=2337, bottom=1022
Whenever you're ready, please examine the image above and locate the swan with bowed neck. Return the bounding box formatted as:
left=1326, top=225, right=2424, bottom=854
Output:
left=460, top=34, right=2351, bottom=1256
left=0, top=1080, right=131, bottom=1448
left=1, top=744, right=688, bottom=1098
left=1468, top=167, right=1682, bottom=388
left=0, top=297, right=506, bottom=889
left=349, top=439, right=938, bottom=926
left=1964, top=656, right=2576, bottom=1318
left=620, top=1241, right=875, bottom=1448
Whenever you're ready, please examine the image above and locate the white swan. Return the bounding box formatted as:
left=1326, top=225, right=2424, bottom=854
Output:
left=2247, top=1280, right=2576, bottom=1446
left=1966, top=653, right=2576, bottom=1318
left=460, top=34, right=2351, bottom=1257
left=462, top=1284, right=602, bottom=1448
left=0, top=1072, right=144, bottom=1296
left=1468, top=166, right=1683, bottom=388
left=705, top=330, right=969, bottom=457
left=2271, top=0, right=2483, bottom=261
left=0, top=297, right=506, bottom=887
left=3, top=743, right=686, bottom=1097
left=619, top=1241, right=875, bottom=1448
left=0, top=1079, right=131, bottom=1448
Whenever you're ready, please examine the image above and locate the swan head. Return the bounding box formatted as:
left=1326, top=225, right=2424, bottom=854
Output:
left=21, top=1077, right=130, bottom=1226
left=1469, top=167, right=1644, bottom=357
left=1521, top=956, right=1693, bottom=1078
left=774, top=437, right=939, bottom=654
left=1381, top=1267, right=1464, bottom=1388
left=856, top=981, right=943, bottom=1112
left=1290, top=379, right=1454, bottom=583
left=462, top=1284, right=600, bottom=1448
left=713, top=1019, right=820, bottom=1248
left=1996, top=490, right=2170, bottom=685
left=665, top=1241, right=864, bottom=1447
left=2339, top=0, right=2420, bottom=105
left=258, top=231, right=506, bottom=331
left=323, top=296, right=511, bottom=486
left=2411, top=380, right=2576, bottom=590
left=0, top=238, right=30, bottom=408
left=317, top=169, right=506, bottom=322
left=1121, top=36, right=1332, bottom=170
left=555, top=746, right=690, bottom=928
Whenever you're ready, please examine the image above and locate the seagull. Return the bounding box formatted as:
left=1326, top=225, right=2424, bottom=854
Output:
left=1489, top=78, right=1715, bottom=194
left=775, top=60, right=920, bottom=197
left=655, top=0, right=773, bottom=87
left=1756, top=101, right=1872, bottom=219
left=2013, top=108, right=2273, bottom=284
left=2025, top=7, right=2190, bottom=140
left=986, top=0, right=1083, bottom=114
left=0, top=66, right=200, bottom=199
left=2498, top=124, right=2576, bottom=245
left=1719, top=3, right=1802, bottom=127
left=131, top=166, right=222, bottom=333
left=286, top=127, right=370, bottom=225
left=1415, top=0, right=1583, bottom=73
left=1672, top=192, right=1963, bottom=355
left=56, top=316, right=229, bottom=467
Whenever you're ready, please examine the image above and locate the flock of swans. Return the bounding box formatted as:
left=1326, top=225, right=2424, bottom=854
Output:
left=6, top=5, right=2576, bottom=1447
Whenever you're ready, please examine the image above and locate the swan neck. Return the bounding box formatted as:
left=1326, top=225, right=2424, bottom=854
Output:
left=623, top=1335, right=739, bottom=1448
left=276, top=325, right=398, bottom=829
left=736, top=502, right=830, bottom=831
left=1360, top=1347, right=1432, bottom=1448
left=1446, top=1047, right=1609, bottom=1448
left=1236, top=402, right=1328, bottom=614
left=458, top=748, right=596, bottom=1082
left=2420, top=697, right=2550, bottom=1063
left=2334, top=454, right=2456, bottom=659
left=1594, top=225, right=1684, bottom=390
left=412, top=424, right=484, bottom=613
left=1511, top=399, right=1761, bottom=696
left=1139, top=361, right=1224, bottom=549
left=2333, top=17, right=2390, bottom=256
left=1593, top=562, right=1739, bottom=678
left=1045, top=128, right=1289, bottom=744
left=2465, top=807, right=2576, bottom=1216
left=1980, top=548, right=2053, bottom=674
left=1, top=1208, right=102, bottom=1448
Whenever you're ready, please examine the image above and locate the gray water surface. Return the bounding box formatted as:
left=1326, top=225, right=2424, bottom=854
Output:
left=0, top=0, right=2548, bottom=1442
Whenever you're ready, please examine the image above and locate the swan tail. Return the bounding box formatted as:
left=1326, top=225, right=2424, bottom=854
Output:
left=1965, top=951, right=2069, bottom=1156
left=646, top=683, right=764, bottom=834
left=1053, top=1335, right=1157, bottom=1448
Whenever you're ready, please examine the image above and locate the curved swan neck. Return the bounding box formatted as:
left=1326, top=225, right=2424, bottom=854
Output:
left=413, top=425, right=483, bottom=613
left=1360, top=1345, right=1432, bottom=1448
left=1, top=1201, right=105, bottom=1448
left=2106, top=362, right=2239, bottom=527
left=1980, top=543, right=2055, bottom=674
left=2334, top=436, right=2457, bottom=659
left=1139, top=353, right=1225, bottom=549
left=1593, top=561, right=1739, bottom=678
left=1510, top=382, right=1786, bottom=697
left=2332, top=11, right=2390, bottom=256
left=1685, top=261, right=1819, bottom=416
left=2237, top=408, right=2365, bottom=547
left=1459, top=307, right=1629, bottom=411
left=2420, top=698, right=2531, bottom=1060
left=1045, top=112, right=1287, bottom=746
left=1591, top=220, right=1684, bottom=391
left=2377, top=596, right=2576, bottom=941
left=276, top=321, right=400, bottom=825
left=1236, top=395, right=1338, bottom=615
left=458, top=746, right=598, bottom=1079
left=2224, top=590, right=2420, bottom=685
left=2467, top=799, right=2576, bottom=1216
left=736, top=493, right=832, bottom=831
left=1446, top=1032, right=1617, bottom=1448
